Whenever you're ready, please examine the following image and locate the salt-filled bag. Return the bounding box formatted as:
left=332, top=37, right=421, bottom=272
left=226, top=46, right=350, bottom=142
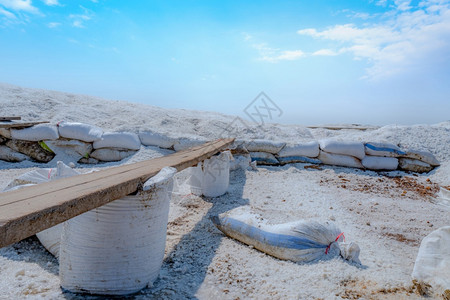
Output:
left=211, top=209, right=361, bottom=264
left=412, top=226, right=450, bottom=298
left=59, top=167, right=177, bottom=296
left=188, top=151, right=232, bottom=197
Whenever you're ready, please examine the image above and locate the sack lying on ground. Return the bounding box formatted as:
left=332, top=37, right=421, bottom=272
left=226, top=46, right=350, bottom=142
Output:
left=3, top=161, right=80, bottom=258
left=0, top=145, right=28, bottom=162
left=364, top=142, right=406, bottom=157
left=249, top=152, right=279, bottom=165
left=57, top=121, right=103, bottom=142
left=188, top=151, right=232, bottom=197
left=59, top=167, right=176, bottom=295
left=412, top=226, right=450, bottom=299
left=318, top=151, right=364, bottom=169
left=277, top=155, right=321, bottom=165
left=319, top=140, right=365, bottom=160
left=93, top=132, right=141, bottom=150
left=90, top=148, right=137, bottom=162
left=244, top=139, right=286, bottom=154
left=211, top=209, right=361, bottom=263
left=361, top=156, right=398, bottom=171
left=398, top=158, right=433, bottom=173
left=402, top=149, right=440, bottom=166
left=139, top=131, right=176, bottom=149
left=277, top=141, right=319, bottom=158
left=11, top=124, right=59, bottom=141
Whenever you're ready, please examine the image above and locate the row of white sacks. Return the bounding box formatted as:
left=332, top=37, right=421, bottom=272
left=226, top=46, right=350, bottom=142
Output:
left=0, top=122, right=205, bottom=163
left=242, top=139, right=440, bottom=173
left=0, top=122, right=441, bottom=172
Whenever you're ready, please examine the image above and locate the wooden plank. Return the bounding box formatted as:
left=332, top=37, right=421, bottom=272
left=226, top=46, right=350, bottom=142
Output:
left=0, top=121, right=49, bottom=129
left=0, top=138, right=234, bottom=248
left=307, top=125, right=379, bottom=131
left=0, top=117, right=21, bottom=121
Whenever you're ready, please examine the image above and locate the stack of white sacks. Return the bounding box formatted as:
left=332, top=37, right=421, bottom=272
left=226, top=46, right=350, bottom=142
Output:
left=0, top=121, right=440, bottom=172
left=241, top=139, right=440, bottom=173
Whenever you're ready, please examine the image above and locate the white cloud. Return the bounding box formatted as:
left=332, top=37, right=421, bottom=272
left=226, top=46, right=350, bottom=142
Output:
left=72, top=20, right=83, bottom=28
left=242, top=32, right=252, bottom=41
left=252, top=43, right=304, bottom=62
left=312, top=49, right=340, bottom=56
left=69, top=5, right=94, bottom=28
left=0, top=0, right=38, bottom=13
left=274, top=50, right=305, bottom=61
left=298, top=0, right=450, bottom=80
left=42, top=0, right=59, bottom=6
left=47, top=21, right=60, bottom=28
left=0, top=6, right=16, bottom=18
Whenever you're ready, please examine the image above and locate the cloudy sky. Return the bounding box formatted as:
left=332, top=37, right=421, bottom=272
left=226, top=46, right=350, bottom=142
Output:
left=1, top=0, right=449, bottom=125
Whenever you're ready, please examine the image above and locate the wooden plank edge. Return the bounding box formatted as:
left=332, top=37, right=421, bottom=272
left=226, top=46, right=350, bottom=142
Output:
left=0, top=138, right=234, bottom=247
left=0, top=117, right=21, bottom=121
left=0, top=121, right=49, bottom=129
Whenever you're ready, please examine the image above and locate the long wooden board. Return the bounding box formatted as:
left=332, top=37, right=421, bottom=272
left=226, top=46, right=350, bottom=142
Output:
left=307, top=125, right=379, bottom=131
left=0, top=117, right=21, bottom=121
left=0, top=138, right=234, bottom=248
left=0, top=121, right=49, bottom=129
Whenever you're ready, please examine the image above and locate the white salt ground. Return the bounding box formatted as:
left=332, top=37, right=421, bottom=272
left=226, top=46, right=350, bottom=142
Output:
left=0, top=83, right=449, bottom=299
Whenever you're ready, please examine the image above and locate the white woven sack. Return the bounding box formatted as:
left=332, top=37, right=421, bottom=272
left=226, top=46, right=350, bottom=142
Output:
left=361, top=156, right=398, bottom=171
left=59, top=167, right=176, bottom=296
left=319, top=140, right=365, bottom=160
left=211, top=209, right=361, bottom=264
left=90, top=148, right=137, bottom=162
left=249, top=152, right=279, bottom=165
left=188, top=151, right=232, bottom=197
left=412, top=226, right=450, bottom=298
left=318, top=151, right=363, bottom=169
left=398, top=158, right=432, bottom=173
left=364, top=142, right=406, bottom=157
left=139, top=131, right=176, bottom=149
left=403, top=149, right=440, bottom=166
left=11, top=124, right=59, bottom=141
left=93, top=132, right=141, bottom=150
left=57, top=122, right=103, bottom=142
left=0, top=145, right=28, bottom=162
left=277, top=141, right=319, bottom=158
left=244, top=139, right=286, bottom=154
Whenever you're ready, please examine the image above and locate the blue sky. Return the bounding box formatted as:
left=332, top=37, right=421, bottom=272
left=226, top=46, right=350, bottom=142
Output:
left=1, top=0, right=449, bottom=125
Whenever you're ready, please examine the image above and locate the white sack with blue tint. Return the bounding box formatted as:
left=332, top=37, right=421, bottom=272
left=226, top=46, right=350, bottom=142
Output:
left=364, top=142, right=406, bottom=157
left=211, top=210, right=360, bottom=264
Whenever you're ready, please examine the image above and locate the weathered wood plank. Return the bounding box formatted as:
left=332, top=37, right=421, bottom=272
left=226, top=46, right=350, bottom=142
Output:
left=0, top=117, right=21, bottom=121
left=307, top=125, right=379, bottom=131
left=0, top=121, right=49, bottom=129
left=0, top=138, right=234, bottom=248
